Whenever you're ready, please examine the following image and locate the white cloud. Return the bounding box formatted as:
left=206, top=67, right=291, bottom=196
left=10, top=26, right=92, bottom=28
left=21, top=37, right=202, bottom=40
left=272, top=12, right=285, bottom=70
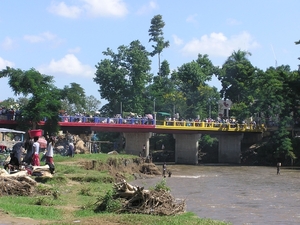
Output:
left=39, top=54, right=94, bottom=78
left=0, top=57, right=14, bottom=69
left=48, top=0, right=128, bottom=18
left=83, top=0, right=128, bottom=17
left=24, top=32, right=58, bottom=43
left=1, top=37, right=14, bottom=50
left=226, top=18, right=241, bottom=26
left=181, top=32, right=259, bottom=58
left=48, top=1, right=82, bottom=19
left=23, top=32, right=63, bottom=48
left=172, top=34, right=183, bottom=46
left=136, top=1, right=158, bottom=15
left=186, top=14, right=198, bottom=24
left=68, top=47, right=81, bottom=53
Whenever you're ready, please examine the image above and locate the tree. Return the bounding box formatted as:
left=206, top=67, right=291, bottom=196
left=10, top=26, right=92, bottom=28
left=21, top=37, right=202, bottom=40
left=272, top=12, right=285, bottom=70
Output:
left=219, top=50, right=255, bottom=104
left=251, top=66, right=290, bottom=125
left=198, top=85, right=220, bottom=119
left=148, top=14, right=170, bottom=75
left=295, top=40, right=300, bottom=72
left=171, top=54, right=216, bottom=119
left=0, top=67, right=62, bottom=134
left=0, top=97, right=16, bottom=109
left=60, top=83, right=86, bottom=113
left=85, top=95, right=101, bottom=115
left=94, top=40, right=152, bottom=116
left=16, top=97, right=29, bottom=108
left=147, top=60, right=176, bottom=114
left=252, top=65, right=299, bottom=163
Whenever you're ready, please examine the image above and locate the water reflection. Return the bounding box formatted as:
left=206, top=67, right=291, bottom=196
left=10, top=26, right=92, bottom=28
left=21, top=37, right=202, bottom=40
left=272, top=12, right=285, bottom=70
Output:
left=133, top=165, right=300, bottom=225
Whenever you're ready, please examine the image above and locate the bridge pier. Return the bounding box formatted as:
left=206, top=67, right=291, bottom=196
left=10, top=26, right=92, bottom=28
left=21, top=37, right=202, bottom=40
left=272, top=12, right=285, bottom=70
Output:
left=173, top=134, right=201, bottom=165
left=217, top=133, right=244, bottom=164
left=123, top=132, right=152, bottom=156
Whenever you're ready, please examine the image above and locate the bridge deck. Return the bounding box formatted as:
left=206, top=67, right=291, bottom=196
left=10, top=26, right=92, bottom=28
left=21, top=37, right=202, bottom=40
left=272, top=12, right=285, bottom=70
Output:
left=155, top=121, right=264, bottom=133
left=0, top=116, right=265, bottom=133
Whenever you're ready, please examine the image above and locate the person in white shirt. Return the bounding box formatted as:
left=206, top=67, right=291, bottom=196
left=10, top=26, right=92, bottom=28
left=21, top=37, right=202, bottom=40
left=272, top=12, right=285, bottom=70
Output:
left=32, top=136, right=40, bottom=166
left=46, top=136, right=55, bottom=174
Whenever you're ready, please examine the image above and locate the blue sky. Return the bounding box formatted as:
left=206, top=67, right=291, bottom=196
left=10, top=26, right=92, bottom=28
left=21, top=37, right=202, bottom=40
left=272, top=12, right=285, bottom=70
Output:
left=1, top=0, right=299, bottom=106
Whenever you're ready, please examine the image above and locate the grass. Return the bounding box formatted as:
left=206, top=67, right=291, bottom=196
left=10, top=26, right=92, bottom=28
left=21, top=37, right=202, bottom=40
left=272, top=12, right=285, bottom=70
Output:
left=0, top=153, right=231, bottom=225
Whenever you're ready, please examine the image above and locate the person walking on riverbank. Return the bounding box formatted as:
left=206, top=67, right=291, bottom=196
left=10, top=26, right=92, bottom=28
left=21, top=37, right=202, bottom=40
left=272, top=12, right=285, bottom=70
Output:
left=162, top=162, right=167, bottom=178
left=32, top=136, right=40, bottom=166
left=67, top=142, right=74, bottom=157
left=46, top=136, right=55, bottom=174
left=277, top=162, right=281, bottom=175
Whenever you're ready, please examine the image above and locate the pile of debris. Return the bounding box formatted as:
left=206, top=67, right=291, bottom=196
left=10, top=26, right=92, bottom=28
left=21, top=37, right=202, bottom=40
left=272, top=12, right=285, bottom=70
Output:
left=0, top=165, right=53, bottom=196
left=55, top=133, right=90, bottom=155
left=96, top=179, right=186, bottom=216
left=0, top=169, right=36, bottom=196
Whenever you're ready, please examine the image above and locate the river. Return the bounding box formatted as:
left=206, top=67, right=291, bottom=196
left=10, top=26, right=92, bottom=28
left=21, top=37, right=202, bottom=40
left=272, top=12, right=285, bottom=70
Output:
left=133, top=164, right=300, bottom=225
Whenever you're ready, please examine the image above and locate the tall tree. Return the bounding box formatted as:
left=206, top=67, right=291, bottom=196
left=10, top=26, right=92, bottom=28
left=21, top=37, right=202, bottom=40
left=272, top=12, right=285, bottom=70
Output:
left=147, top=60, right=176, bottom=114
left=219, top=50, right=255, bottom=104
left=94, top=40, right=152, bottom=116
left=171, top=54, right=216, bottom=119
left=296, top=39, right=300, bottom=72
left=252, top=65, right=298, bottom=162
left=85, top=95, right=101, bottom=114
left=60, top=83, right=86, bottom=113
left=148, top=14, right=170, bottom=75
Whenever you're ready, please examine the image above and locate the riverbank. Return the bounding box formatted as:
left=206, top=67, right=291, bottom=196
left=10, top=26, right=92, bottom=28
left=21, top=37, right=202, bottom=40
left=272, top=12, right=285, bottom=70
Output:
left=0, top=154, right=229, bottom=225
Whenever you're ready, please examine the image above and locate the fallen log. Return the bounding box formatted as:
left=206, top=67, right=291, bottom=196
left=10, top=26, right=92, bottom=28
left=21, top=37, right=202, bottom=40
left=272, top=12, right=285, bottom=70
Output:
left=32, top=165, right=50, bottom=171
left=0, top=170, right=28, bottom=177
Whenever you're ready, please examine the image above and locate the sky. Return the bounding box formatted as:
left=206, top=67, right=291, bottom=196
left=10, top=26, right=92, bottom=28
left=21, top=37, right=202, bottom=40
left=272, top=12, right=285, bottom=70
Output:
left=1, top=0, right=300, bottom=106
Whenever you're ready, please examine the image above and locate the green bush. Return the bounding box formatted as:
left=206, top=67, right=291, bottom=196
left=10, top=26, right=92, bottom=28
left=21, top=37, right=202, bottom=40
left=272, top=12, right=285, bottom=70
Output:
left=152, top=179, right=170, bottom=192
left=95, top=190, right=122, bottom=213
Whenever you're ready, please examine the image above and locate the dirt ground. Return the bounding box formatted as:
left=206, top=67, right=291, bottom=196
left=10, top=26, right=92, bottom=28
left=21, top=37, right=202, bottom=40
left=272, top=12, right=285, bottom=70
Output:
left=0, top=210, right=46, bottom=225
left=0, top=211, right=122, bottom=225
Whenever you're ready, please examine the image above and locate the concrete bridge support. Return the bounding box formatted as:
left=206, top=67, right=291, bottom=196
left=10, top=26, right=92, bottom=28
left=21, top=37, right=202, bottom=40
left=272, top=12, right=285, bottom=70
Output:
left=217, top=133, right=244, bottom=164
left=173, top=134, right=201, bottom=165
left=123, top=132, right=152, bottom=156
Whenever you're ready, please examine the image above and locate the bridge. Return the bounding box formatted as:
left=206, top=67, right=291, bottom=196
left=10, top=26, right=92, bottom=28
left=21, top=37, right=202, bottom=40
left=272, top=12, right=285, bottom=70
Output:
left=0, top=116, right=265, bottom=165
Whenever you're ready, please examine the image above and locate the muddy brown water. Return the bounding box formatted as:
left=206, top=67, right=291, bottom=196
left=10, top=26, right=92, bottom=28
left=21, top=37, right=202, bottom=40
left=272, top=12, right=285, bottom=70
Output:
left=133, top=164, right=300, bottom=225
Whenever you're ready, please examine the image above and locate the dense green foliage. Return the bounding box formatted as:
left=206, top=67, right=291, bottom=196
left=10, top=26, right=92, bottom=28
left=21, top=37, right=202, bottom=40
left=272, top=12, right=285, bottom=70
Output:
left=94, top=40, right=152, bottom=116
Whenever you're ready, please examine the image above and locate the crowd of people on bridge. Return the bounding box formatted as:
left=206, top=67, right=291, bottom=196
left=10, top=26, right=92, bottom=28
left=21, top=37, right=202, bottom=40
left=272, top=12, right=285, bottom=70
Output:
left=0, top=106, right=21, bottom=121
left=58, top=111, right=155, bottom=125
left=0, top=106, right=266, bottom=129
left=163, top=116, right=260, bottom=129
